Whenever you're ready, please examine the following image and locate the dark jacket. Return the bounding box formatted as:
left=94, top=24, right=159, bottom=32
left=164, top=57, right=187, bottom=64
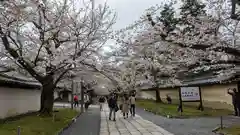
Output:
left=235, top=92, right=240, bottom=105
left=108, top=97, right=117, bottom=108
left=228, top=91, right=237, bottom=104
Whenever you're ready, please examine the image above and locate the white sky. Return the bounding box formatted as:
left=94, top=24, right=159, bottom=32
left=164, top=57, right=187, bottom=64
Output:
left=102, top=0, right=167, bottom=30
left=95, top=0, right=168, bottom=51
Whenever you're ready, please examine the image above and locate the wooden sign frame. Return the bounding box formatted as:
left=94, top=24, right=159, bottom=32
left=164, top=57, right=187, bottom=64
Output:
left=178, top=86, right=204, bottom=112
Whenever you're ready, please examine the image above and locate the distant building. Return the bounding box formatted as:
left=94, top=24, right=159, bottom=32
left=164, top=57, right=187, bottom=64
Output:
left=54, top=86, right=92, bottom=103
left=54, top=87, right=72, bottom=102
left=139, top=69, right=240, bottom=110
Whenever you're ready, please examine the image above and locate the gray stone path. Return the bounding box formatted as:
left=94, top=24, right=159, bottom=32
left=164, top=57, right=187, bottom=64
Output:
left=58, top=103, right=240, bottom=135
left=135, top=107, right=240, bottom=135
left=60, top=105, right=100, bottom=135
left=100, top=104, right=174, bottom=135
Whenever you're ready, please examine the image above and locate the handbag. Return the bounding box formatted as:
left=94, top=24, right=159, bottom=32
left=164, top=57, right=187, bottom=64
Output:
left=115, top=105, right=119, bottom=112
left=120, top=104, right=123, bottom=110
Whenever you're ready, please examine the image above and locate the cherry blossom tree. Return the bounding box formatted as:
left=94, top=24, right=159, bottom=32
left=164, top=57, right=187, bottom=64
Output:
left=0, top=0, right=115, bottom=115
left=126, top=0, right=240, bottom=94
left=110, top=2, right=202, bottom=102
left=104, top=0, right=236, bottom=102
left=144, top=0, right=239, bottom=76
left=100, top=0, right=240, bottom=100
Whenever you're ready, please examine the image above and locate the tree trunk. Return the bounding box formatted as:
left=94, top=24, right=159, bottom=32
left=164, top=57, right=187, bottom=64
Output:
left=153, top=74, right=162, bottom=103
left=237, top=81, right=240, bottom=92
left=39, top=75, right=55, bottom=116
left=155, top=88, right=162, bottom=103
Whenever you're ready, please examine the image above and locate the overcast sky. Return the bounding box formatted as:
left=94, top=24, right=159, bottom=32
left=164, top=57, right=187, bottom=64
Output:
left=99, top=0, right=167, bottom=30
left=93, top=0, right=170, bottom=91
left=95, top=0, right=168, bottom=51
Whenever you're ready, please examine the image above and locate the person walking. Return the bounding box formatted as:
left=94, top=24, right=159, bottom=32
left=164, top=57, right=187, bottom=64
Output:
left=119, top=95, right=124, bottom=114
left=99, top=96, right=105, bottom=111
left=108, top=94, right=117, bottom=121
left=235, top=90, right=240, bottom=117
left=122, top=94, right=130, bottom=119
left=73, top=95, right=79, bottom=108
left=166, top=94, right=172, bottom=104
left=129, top=94, right=136, bottom=117
left=227, top=88, right=238, bottom=116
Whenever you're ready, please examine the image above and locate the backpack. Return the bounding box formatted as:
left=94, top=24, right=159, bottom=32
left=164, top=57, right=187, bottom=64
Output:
left=74, top=96, right=78, bottom=101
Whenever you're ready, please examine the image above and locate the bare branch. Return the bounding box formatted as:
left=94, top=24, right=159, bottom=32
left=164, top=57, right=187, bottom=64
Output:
left=54, top=66, right=73, bottom=86
left=0, top=26, right=44, bottom=82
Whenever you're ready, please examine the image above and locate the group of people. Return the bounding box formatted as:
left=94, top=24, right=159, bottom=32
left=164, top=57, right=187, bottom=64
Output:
left=119, top=93, right=136, bottom=119
left=99, top=93, right=136, bottom=121
left=228, top=88, right=240, bottom=116
left=97, top=87, right=240, bottom=119
left=73, top=95, right=91, bottom=110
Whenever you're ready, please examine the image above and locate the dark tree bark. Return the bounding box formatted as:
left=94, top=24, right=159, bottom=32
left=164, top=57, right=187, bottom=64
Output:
left=155, top=87, right=162, bottom=103
left=153, top=72, right=162, bottom=103
left=39, top=75, right=55, bottom=116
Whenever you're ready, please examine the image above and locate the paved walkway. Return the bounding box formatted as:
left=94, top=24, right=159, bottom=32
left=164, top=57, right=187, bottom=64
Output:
left=100, top=104, right=174, bottom=135
left=135, top=107, right=240, bottom=135
left=60, top=105, right=101, bottom=135
left=57, top=102, right=240, bottom=135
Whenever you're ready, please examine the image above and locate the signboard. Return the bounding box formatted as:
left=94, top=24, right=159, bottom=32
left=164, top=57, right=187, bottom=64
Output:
left=178, top=86, right=203, bottom=112
left=180, top=87, right=200, bottom=101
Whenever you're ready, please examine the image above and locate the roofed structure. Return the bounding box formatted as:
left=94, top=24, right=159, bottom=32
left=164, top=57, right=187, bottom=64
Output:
left=141, top=67, right=240, bottom=91
left=0, top=69, right=41, bottom=89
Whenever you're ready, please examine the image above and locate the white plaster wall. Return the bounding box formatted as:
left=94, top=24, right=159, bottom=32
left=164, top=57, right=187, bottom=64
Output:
left=138, top=91, right=156, bottom=100
left=0, top=87, right=41, bottom=119
left=139, top=83, right=237, bottom=110
left=201, top=84, right=237, bottom=105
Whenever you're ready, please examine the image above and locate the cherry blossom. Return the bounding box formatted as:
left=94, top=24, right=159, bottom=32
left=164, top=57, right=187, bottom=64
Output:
left=0, top=0, right=115, bottom=114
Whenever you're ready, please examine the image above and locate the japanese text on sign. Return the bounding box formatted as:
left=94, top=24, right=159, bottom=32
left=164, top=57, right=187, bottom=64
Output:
left=180, top=87, right=200, bottom=101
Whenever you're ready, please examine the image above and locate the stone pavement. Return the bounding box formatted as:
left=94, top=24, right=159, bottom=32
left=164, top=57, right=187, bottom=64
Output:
left=100, top=104, right=174, bottom=135
left=56, top=102, right=240, bottom=135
